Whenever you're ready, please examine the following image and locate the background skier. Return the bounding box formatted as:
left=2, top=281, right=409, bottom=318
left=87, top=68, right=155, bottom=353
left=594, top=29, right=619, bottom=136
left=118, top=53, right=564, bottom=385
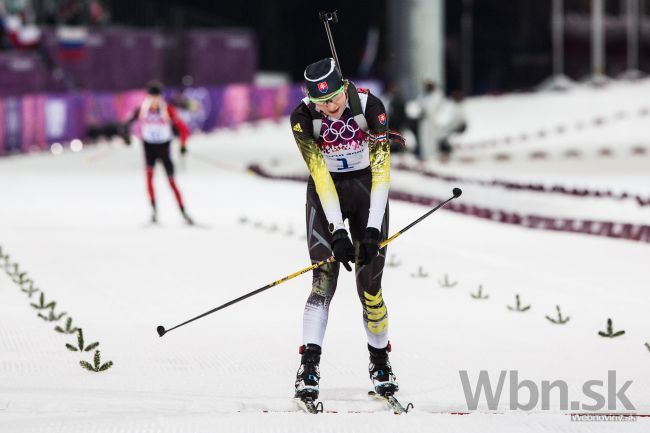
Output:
left=124, top=81, right=193, bottom=225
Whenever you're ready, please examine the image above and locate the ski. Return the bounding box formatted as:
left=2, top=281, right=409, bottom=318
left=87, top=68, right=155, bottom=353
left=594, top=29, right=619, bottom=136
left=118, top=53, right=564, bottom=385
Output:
left=294, top=397, right=324, bottom=414
left=368, top=390, right=413, bottom=414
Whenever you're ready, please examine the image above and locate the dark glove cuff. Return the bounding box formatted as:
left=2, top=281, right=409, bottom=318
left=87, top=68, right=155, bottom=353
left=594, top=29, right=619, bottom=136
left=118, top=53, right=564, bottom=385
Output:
left=364, top=227, right=381, bottom=242
left=332, top=229, right=349, bottom=244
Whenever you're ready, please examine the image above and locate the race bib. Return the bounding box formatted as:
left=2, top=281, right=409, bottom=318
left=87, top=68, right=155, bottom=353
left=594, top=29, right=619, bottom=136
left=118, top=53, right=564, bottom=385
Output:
left=142, top=122, right=172, bottom=143
left=318, top=114, right=370, bottom=172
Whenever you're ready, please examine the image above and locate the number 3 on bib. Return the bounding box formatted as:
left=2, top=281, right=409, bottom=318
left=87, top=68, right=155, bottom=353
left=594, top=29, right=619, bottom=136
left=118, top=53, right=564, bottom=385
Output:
left=336, top=158, right=350, bottom=170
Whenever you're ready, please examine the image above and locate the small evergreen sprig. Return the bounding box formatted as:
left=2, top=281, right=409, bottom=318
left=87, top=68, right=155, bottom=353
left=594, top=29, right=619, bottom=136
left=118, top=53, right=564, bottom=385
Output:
left=38, top=310, right=66, bottom=322
left=545, top=305, right=570, bottom=324
left=410, top=266, right=429, bottom=278
left=507, top=294, right=531, bottom=312
left=644, top=342, right=650, bottom=352
left=66, top=329, right=99, bottom=352
left=438, top=274, right=458, bottom=288
left=7, top=263, right=19, bottom=277
left=21, top=282, right=39, bottom=297
left=12, top=271, right=28, bottom=284
left=385, top=255, right=401, bottom=268
left=80, top=350, right=113, bottom=372
left=30, top=292, right=56, bottom=310
left=598, top=318, right=625, bottom=338
left=55, top=317, right=79, bottom=334
left=0, top=255, right=10, bottom=270
left=470, top=285, right=489, bottom=300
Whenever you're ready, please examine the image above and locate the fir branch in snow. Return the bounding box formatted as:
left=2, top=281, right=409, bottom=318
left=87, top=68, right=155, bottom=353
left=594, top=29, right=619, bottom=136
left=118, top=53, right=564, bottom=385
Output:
left=385, top=255, right=401, bottom=268
left=545, top=305, right=570, bottom=324
left=12, top=271, right=28, bottom=284
left=410, top=266, right=429, bottom=278
left=66, top=329, right=99, bottom=352
left=7, top=263, right=19, bottom=277
left=80, top=350, right=113, bottom=372
left=38, top=310, right=66, bottom=322
left=55, top=317, right=79, bottom=334
left=507, top=294, right=531, bottom=312
left=30, top=292, right=56, bottom=310
left=79, top=360, right=95, bottom=371
left=84, top=342, right=100, bottom=352
left=21, top=282, right=39, bottom=297
left=438, top=274, right=458, bottom=288
left=598, top=318, right=625, bottom=338
left=470, top=285, right=489, bottom=300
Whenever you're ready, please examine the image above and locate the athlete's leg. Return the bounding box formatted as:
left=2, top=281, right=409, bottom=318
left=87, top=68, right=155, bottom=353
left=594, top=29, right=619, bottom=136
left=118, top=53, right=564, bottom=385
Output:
left=302, top=178, right=340, bottom=347
left=348, top=174, right=390, bottom=349
left=160, top=142, right=186, bottom=212
left=143, top=142, right=157, bottom=211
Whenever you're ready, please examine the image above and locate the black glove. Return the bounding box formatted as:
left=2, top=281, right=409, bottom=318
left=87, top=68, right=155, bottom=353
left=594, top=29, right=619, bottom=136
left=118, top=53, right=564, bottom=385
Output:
left=331, top=229, right=355, bottom=272
left=119, top=123, right=131, bottom=145
left=357, top=227, right=381, bottom=267
left=180, top=146, right=187, bottom=155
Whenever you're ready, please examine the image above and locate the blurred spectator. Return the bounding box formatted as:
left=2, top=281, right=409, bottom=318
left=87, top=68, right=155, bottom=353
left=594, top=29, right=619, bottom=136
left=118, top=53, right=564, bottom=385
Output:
left=88, top=0, right=107, bottom=25
left=382, top=82, right=408, bottom=153
left=434, top=91, right=467, bottom=159
left=4, top=8, right=41, bottom=50
left=406, top=82, right=468, bottom=161
left=58, top=0, right=85, bottom=25
left=0, top=1, right=7, bottom=49
left=406, top=80, right=443, bottom=160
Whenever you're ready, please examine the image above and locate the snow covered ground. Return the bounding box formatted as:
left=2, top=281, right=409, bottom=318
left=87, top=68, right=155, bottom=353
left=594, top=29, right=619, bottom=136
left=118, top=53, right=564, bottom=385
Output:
left=1, top=81, right=649, bottom=432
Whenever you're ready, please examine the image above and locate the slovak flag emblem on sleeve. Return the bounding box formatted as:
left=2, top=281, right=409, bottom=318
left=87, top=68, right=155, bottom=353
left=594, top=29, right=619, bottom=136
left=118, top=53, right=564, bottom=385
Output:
left=378, top=113, right=387, bottom=125
left=317, top=81, right=328, bottom=93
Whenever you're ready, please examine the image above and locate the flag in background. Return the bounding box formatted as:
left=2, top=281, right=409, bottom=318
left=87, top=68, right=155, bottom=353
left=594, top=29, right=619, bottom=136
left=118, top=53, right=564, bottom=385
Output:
left=57, top=26, right=88, bottom=61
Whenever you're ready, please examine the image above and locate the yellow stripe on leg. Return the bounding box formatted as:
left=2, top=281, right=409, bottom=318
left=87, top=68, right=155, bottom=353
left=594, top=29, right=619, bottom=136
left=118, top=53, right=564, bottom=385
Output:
left=364, top=289, right=388, bottom=335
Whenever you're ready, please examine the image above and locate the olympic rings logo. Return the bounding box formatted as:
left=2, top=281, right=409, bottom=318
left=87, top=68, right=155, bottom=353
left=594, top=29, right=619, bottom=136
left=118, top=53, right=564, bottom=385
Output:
left=321, top=118, right=360, bottom=143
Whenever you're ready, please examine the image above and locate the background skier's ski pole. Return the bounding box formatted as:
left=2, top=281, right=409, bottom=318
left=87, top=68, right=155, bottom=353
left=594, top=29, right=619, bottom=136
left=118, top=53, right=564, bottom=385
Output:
left=156, top=187, right=462, bottom=337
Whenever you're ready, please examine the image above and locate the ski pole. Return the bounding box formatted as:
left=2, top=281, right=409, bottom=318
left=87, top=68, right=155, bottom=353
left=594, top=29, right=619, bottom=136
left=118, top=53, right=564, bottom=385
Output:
left=156, top=187, right=462, bottom=337
left=319, top=10, right=343, bottom=76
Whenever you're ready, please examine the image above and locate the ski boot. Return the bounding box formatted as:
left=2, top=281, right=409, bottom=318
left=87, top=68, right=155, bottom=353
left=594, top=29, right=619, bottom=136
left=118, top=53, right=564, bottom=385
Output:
left=294, top=344, right=321, bottom=400
left=368, top=343, right=399, bottom=396
left=180, top=206, right=194, bottom=225
left=150, top=202, right=158, bottom=224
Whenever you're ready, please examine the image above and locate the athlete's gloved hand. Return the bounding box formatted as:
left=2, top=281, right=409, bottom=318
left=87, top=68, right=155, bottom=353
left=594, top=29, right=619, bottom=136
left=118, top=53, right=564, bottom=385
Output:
left=119, top=123, right=131, bottom=145
left=331, top=229, right=355, bottom=272
left=180, top=146, right=187, bottom=155
left=357, top=227, right=381, bottom=267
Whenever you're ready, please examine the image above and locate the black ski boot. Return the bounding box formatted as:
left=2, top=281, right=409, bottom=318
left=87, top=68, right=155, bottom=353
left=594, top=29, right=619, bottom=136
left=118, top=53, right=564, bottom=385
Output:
left=368, top=343, right=399, bottom=396
left=150, top=202, right=158, bottom=224
left=180, top=206, right=194, bottom=225
left=294, top=344, right=321, bottom=400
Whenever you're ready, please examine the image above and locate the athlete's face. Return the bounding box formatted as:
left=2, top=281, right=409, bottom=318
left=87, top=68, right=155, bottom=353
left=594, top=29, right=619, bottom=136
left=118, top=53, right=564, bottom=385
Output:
left=149, top=95, right=162, bottom=110
left=315, top=90, right=347, bottom=118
